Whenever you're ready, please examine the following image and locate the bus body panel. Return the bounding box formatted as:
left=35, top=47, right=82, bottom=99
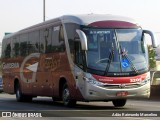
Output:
left=2, top=51, right=84, bottom=100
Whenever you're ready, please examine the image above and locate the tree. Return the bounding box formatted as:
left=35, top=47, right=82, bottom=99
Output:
left=148, top=45, right=156, bottom=70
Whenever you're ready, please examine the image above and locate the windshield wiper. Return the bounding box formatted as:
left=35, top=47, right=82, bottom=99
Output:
left=120, top=45, right=139, bottom=74
left=104, top=43, right=114, bottom=76
left=114, top=29, right=138, bottom=75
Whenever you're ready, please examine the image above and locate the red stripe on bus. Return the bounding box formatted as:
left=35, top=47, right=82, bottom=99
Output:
left=88, top=21, right=138, bottom=28
left=92, top=73, right=147, bottom=84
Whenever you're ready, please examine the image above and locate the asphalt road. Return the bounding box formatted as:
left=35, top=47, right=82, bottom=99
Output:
left=0, top=93, right=160, bottom=120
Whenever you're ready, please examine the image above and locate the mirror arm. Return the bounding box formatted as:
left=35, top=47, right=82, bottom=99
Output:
left=76, top=29, right=88, bottom=50
left=143, top=30, right=158, bottom=48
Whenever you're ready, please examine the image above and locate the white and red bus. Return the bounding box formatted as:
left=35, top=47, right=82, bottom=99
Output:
left=1, top=14, right=157, bottom=107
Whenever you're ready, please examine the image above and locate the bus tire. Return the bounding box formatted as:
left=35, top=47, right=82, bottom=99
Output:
left=112, top=99, right=127, bottom=107
left=15, top=82, right=25, bottom=102
left=62, top=83, right=76, bottom=107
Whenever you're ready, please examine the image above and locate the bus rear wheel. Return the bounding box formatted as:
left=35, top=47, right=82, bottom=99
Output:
left=15, top=82, right=24, bottom=102
left=62, top=83, right=76, bottom=107
left=112, top=99, right=127, bottom=107
left=15, top=82, right=32, bottom=102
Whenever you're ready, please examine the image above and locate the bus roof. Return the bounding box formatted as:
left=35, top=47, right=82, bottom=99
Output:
left=61, top=14, right=137, bottom=25
left=3, top=14, right=138, bottom=40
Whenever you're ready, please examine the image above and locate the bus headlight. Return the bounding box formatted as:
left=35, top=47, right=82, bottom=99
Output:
left=84, top=73, right=105, bottom=86
left=140, top=72, right=150, bottom=85
left=140, top=77, right=150, bottom=85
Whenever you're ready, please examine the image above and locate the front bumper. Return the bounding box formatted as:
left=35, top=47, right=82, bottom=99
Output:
left=82, top=81, right=150, bottom=101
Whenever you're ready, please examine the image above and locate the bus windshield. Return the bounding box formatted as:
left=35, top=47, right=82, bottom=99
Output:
left=82, top=28, right=149, bottom=76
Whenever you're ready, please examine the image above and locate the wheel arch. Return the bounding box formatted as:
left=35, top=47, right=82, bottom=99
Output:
left=59, top=77, right=67, bottom=98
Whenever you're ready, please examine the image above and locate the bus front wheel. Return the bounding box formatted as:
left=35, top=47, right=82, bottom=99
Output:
left=112, top=99, right=127, bottom=107
left=62, top=83, right=76, bottom=107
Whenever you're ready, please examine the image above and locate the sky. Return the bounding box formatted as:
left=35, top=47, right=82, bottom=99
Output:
left=0, top=0, right=160, bottom=42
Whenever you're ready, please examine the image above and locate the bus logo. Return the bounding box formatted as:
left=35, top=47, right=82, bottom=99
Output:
left=20, top=53, right=40, bottom=83
left=119, top=84, right=126, bottom=88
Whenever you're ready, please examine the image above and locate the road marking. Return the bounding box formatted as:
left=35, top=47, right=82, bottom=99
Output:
left=120, top=117, right=153, bottom=120
left=127, top=101, right=160, bottom=108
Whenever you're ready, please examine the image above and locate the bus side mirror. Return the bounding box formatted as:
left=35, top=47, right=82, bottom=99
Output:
left=143, top=30, right=158, bottom=48
left=76, top=29, right=88, bottom=50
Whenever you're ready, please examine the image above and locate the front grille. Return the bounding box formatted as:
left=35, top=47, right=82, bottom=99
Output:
left=102, top=83, right=142, bottom=89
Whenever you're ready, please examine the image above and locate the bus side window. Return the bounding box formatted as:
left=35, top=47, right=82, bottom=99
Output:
left=1, top=40, right=6, bottom=58
left=68, top=39, right=75, bottom=62
left=39, top=27, right=52, bottom=53
left=59, top=25, right=65, bottom=52
left=4, top=40, right=11, bottom=58
left=40, top=29, right=45, bottom=53
left=52, top=25, right=65, bottom=52
left=28, top=31, right=40, bottom=54
left=59, top=25, right=64, bottom=42
left=68, top=39, right=84, bottom=69
left=12, top=36, right=20, bottom=57
left=45, top=27, right=52, bottom=53
left=75, top=41, right=84, bottom=69
left=19, top=33, right=28, bottom=56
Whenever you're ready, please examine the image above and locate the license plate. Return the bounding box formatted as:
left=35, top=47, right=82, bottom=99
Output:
left=116, top=91, right=128, bottom=96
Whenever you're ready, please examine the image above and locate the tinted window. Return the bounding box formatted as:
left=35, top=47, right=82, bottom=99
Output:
left=65, top=23, right=80, bottom=62
left=4, top=39, right=11, bottom=58
left=12, top=36, right=20, bottom=57
left=65, top=23, right=85, bottom=68
left=19, top=34, right=28, bottom=56
left=2, top=39, right=7, bottom=58
left=45, top=27, right=52, bottom=53
left=52, top=25, right=65, bottom=52
left=28, top=31, right=39, bottom=54
left=40, top=29, right=45, bottom=53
